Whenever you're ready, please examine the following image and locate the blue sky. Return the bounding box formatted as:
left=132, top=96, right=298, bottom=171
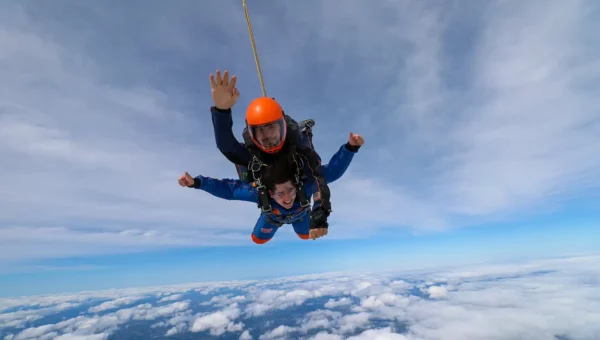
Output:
left=1, top=0, right=599, bottom=297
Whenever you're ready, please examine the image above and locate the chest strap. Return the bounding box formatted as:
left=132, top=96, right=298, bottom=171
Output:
left=249, top=154, right=310, bottom=214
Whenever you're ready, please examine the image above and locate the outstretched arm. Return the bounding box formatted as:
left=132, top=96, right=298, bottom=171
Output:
left=321, top=142, right=361, bottom=184
left=304, top=132, right=364, bottom=195
left=211, top=106, right=253, bottom=166
left=186, top=174, right=259, bottom=203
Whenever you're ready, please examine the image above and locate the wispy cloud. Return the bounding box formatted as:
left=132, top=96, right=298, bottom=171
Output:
left=299, top=0, right=600, bottom=231
left=88, top=295, right=145, bottom=314
left=0, top=1, right=266, bottom=262
left=430, top=0, right=600, bottom=219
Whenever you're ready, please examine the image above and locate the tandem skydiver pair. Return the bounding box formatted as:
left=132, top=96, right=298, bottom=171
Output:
left=178, top=70, right=364, bottom=244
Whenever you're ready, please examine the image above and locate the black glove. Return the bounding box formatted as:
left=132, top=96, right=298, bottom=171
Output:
left=188, top=177, right=202, bottom=189
left=344, top=142, right=361, bottom=153
left=312, top=183, right=332, bottom=214
left=309, top=207, right=329, bottom=230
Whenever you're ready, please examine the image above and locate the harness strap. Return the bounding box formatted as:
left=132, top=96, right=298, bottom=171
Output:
left=266, top=214, right=284, bottom=227
left=291, top=153, right=310, bottom=208
left=249, top=155, right=272, bottom=213
left=249, top=153, right=310, bottom=214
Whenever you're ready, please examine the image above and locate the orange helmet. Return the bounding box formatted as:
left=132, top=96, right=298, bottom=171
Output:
left=245, top=97, right=287, bottom=153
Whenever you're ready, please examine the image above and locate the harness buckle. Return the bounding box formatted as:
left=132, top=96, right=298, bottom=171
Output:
left=250, top=157, right=263, bottom=174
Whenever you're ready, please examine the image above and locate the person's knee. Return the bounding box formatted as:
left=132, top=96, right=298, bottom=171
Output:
left=251, top=233, right=272, bottom=244
left=252, top=216, right=279, bottom=244
left=296, top=233, right=310, bottom=240
left=292, top=218, right=310, bottom=240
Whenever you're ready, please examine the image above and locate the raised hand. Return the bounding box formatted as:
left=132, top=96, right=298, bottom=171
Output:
left=209, top=70, right=240, bottom=110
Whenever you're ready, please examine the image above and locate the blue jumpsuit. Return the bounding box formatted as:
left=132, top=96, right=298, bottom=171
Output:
left=191, top=143, right=357, bottom=244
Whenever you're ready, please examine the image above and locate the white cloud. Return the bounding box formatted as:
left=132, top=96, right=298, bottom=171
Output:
left=54, top=334, right=109, bottom=340
left=11, top=324, right=56, bottom=340
left=191, top=303, right=245, bottom=336
left=0, top=303, right=79, bottom=329
left=337, top=312, right=372, bottom=335
left=88, top=295, right=145, bottom=313
left=239, top=329, right=253, bottom=340
left=267, top=254, right=600, bottom=340
left=151, top=308, right=198, bottom=337
left=200, top=294, right=247, bottom=307
left=130, top=301, right=191, bottom=321
left=7, top=301, right=191, bottom=339
left=0, top=296, right=85, bottom=314
left=324, top=297, right=352, bottom=309
left=360, top=293, right=410, bottom=310
left=0, top=281, right=211, bottom=316
left=244, top=288, right=316, bottom=317
left=300, top=310, right=343, bottom=333
left=426, top=286, right=447, bottom=299
left=309, top=332, right=343, bottom=340
left=346, top=327, right=409, bottom=340
left=258, top=325, right=296, bottom=340
left=157, top=294, right=183, bottom=303
left=365, top=256, right=600, bottom=340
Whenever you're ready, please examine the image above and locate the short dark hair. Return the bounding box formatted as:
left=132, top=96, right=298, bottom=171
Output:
left=263, top=160, right=296, bottom=191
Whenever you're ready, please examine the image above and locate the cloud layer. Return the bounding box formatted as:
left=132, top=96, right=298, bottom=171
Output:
left=2, top=254, right=599, bottom=339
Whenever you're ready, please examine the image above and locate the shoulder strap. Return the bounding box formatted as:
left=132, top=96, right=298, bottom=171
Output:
left=248, top=156, right=272, bottom=213
left=284, top=114, right=302, bottom=147
left=291, top=153, right=310, bottom=208
left=298, top=119, right=315, bottom=149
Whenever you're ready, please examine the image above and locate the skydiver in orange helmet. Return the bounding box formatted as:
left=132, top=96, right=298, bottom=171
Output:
left=207, top=70, right=353, bottom=235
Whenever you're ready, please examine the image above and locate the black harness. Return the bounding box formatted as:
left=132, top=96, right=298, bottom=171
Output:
left=242, top=115, right=312, bottom=214
left=247, top=152, right=310, bottom=214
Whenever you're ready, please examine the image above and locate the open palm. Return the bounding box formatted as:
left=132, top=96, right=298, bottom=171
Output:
left=210, top=70, right=240, bottom=110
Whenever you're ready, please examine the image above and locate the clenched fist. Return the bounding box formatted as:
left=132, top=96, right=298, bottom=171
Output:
left=348, top=132, right=364, bottom=146
left=178, top=172, right=194, bottom=187
left=310, top=228, right=328, bottom=240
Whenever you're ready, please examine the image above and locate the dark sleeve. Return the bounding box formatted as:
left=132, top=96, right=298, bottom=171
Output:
left=210, top=106, right=253, bottom=165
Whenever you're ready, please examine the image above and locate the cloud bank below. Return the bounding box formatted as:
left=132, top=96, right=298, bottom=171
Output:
left=2, top=254, right=599, bottom=339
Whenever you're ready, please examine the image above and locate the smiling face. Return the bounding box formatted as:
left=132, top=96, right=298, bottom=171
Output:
left=269, top=181, right=297, bottom=209
left=253, top=122, right=282, bottom=149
